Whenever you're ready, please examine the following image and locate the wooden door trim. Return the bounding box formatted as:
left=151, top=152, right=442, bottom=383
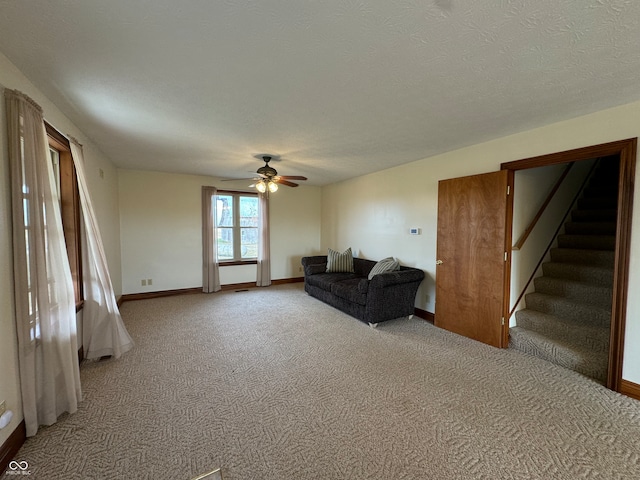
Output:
left=502, top=169, right=515, bottom=347
left=500, top=138, right=637, bottom=393
left=500, top=138, right=636, bottom=169
left=610, top=139, right=636, bottom=391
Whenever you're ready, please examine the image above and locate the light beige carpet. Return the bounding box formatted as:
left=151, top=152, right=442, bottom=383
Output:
left=3, top=283, right=640, bottom=479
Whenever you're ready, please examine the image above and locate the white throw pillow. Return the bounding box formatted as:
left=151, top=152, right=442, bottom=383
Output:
left=326, top=247, right=354, bottom=273
left=368, top=257, right=400, bottom=280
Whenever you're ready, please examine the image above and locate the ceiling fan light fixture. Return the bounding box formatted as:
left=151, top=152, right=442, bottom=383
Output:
left=268, top=181, right=278, bottom=193
left=256, top=180, right=267, bottom=193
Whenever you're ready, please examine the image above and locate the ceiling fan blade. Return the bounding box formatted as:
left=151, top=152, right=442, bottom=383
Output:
left=278, top=175, right=307, bottom=181
left=276, top=179, right=299, bottom=187
left=221, top=177, right=256, bottom=181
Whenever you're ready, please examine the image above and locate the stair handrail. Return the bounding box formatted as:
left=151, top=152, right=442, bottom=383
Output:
left=508, top=159, right=600, bottom=318
left=512, top=163, right=574, bottom=250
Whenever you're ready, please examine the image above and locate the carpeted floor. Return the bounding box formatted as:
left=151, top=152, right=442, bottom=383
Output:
left=3, top=283, right=640, bottom=479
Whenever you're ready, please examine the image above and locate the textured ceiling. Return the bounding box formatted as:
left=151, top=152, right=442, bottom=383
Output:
left=1, top=1, right=639, bottom=185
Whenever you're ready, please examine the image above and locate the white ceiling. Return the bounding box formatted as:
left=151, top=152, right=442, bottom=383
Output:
left=1, top=1, right=639, bottom=186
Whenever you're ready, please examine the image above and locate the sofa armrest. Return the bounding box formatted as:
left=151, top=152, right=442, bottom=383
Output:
left=301, top=256, right=328, bottom=276
left=365, top=268, right=425, bottom=323
left=368, top=269, right=425, bottom=289
left=305, top=263, right=326, bottom=276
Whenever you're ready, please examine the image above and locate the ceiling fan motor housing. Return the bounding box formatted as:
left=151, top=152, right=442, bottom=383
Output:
left=257, top=165, right=277, bottom=177
left=257, top=155, right=277, bottom=177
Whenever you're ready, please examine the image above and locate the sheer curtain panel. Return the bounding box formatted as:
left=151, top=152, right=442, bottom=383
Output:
left=5, top=89, right=82, bottom=436
left=202, top=186, right=221, bottom=293
left=256, top=191, right=271, bottom=286
left=69, top=139, right=134, bottom=359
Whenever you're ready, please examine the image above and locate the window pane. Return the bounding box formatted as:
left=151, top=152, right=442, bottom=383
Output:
left=50, top=148, right=61, bottom=203
left=217, top=227, right=233, bottom=260
left=239, top=196, right=258, bottom=227
left=23, top=197, right=29, bottom=226
left=241, top=227, right=258, bottom=259
left=216, top=195, right=233, bottom=227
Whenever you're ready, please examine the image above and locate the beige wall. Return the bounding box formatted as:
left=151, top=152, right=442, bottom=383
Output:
left=0, top=52, right=123, bottom=445
left=118, top=170, right=321, bottom=294
left=2, top=46, right=640, bottom=454
left=321, top=100, right=640, bottom=384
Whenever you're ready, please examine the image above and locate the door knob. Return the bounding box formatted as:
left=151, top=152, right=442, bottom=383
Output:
left=436, top=260, right=443, bottom=265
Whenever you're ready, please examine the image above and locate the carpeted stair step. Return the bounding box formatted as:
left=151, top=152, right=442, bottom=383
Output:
left=549, top=247, right=615, bottom=268
left=577, top=197, right=618, bottom=210
left=514, top=309, right=610, bottom=354
left=590, top=169, right=619, bottom=181
left=587, top=170, right=619, bottom=183
left=509, top=326, right=608, bottom=383
left=533, top=276, right=612, bottom=309
left=589, top=163, right=619, bottom=181
left=587, top=178, right=619, bottom=189
left=509, top=156, right=619, bottom=384
left=571, top=209, right=617, bottom=222
left=542, top=262, right=614, bottom=286
left=582, top=185, right=619, bottom=198
left=557, top=234, right=616, bottom=250
left=524, top=292, right=611, bottom=327
left=563, top=221, right=616, bottom=235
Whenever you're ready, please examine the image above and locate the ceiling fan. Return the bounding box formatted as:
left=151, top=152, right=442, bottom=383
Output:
left=224, top=154, right=307, bottom=193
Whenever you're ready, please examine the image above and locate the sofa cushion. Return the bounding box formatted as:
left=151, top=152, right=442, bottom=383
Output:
left=367, top=257, right=400, bottom=280
left=331, top=278, right=367, bottom=306
left=357, top=278, right=369, bottom=293
left=326, top=247, right=354, bottom=273
left=306, top=272, right=357, bottom=292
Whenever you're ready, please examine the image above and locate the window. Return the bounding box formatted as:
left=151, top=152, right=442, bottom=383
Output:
left=216, top=191, right=259, bottom=263
left=50, top=147, right=61, bottom=202
left=20, top=165, right=37, bottom=341
left=45, top=122, right=83, bottom=309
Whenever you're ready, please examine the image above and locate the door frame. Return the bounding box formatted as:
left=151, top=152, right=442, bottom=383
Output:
left=501, top=138, right=637, bottom=392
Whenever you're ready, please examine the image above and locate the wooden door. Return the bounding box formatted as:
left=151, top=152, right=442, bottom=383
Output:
left=435, top=170, right=512, bottom=348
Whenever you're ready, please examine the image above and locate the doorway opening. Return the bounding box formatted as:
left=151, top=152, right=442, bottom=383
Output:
left=501, top=138, right=636, bottom=392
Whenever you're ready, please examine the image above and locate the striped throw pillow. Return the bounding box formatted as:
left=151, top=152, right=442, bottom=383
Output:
left=326, top=248, right=354, bottom=273
left=368, top=257, right=400, bottom=280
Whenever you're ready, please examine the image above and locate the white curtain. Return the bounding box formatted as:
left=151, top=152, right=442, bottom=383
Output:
left=68, top=139, right=134, bottom=359
left=202, top=186, right=221, bottom=293
left=256, top=191, right=271, bottom=286
left=5, top=89, right=82, bottom=437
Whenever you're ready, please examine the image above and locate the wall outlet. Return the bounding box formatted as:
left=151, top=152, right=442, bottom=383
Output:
left=298, top=266, right=303, bottom=272
left=0, top=401, right=6, bottom=416
left=147, top=279, right=153, bottom=286
left=141, top=279, right=147, bottom=286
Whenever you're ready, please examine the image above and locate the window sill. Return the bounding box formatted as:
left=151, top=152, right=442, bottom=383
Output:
left=219, top=260, right=258, bottom=266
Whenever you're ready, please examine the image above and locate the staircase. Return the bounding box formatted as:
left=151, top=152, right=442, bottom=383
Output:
left=509, top=157, right=619, bottom=384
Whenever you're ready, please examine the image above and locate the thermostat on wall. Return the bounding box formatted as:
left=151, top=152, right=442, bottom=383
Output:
left=409, top=228, right=421, bottom=235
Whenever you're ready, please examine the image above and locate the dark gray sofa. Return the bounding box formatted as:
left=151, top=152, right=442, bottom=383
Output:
left=301, top=255, right=425, bottom=325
